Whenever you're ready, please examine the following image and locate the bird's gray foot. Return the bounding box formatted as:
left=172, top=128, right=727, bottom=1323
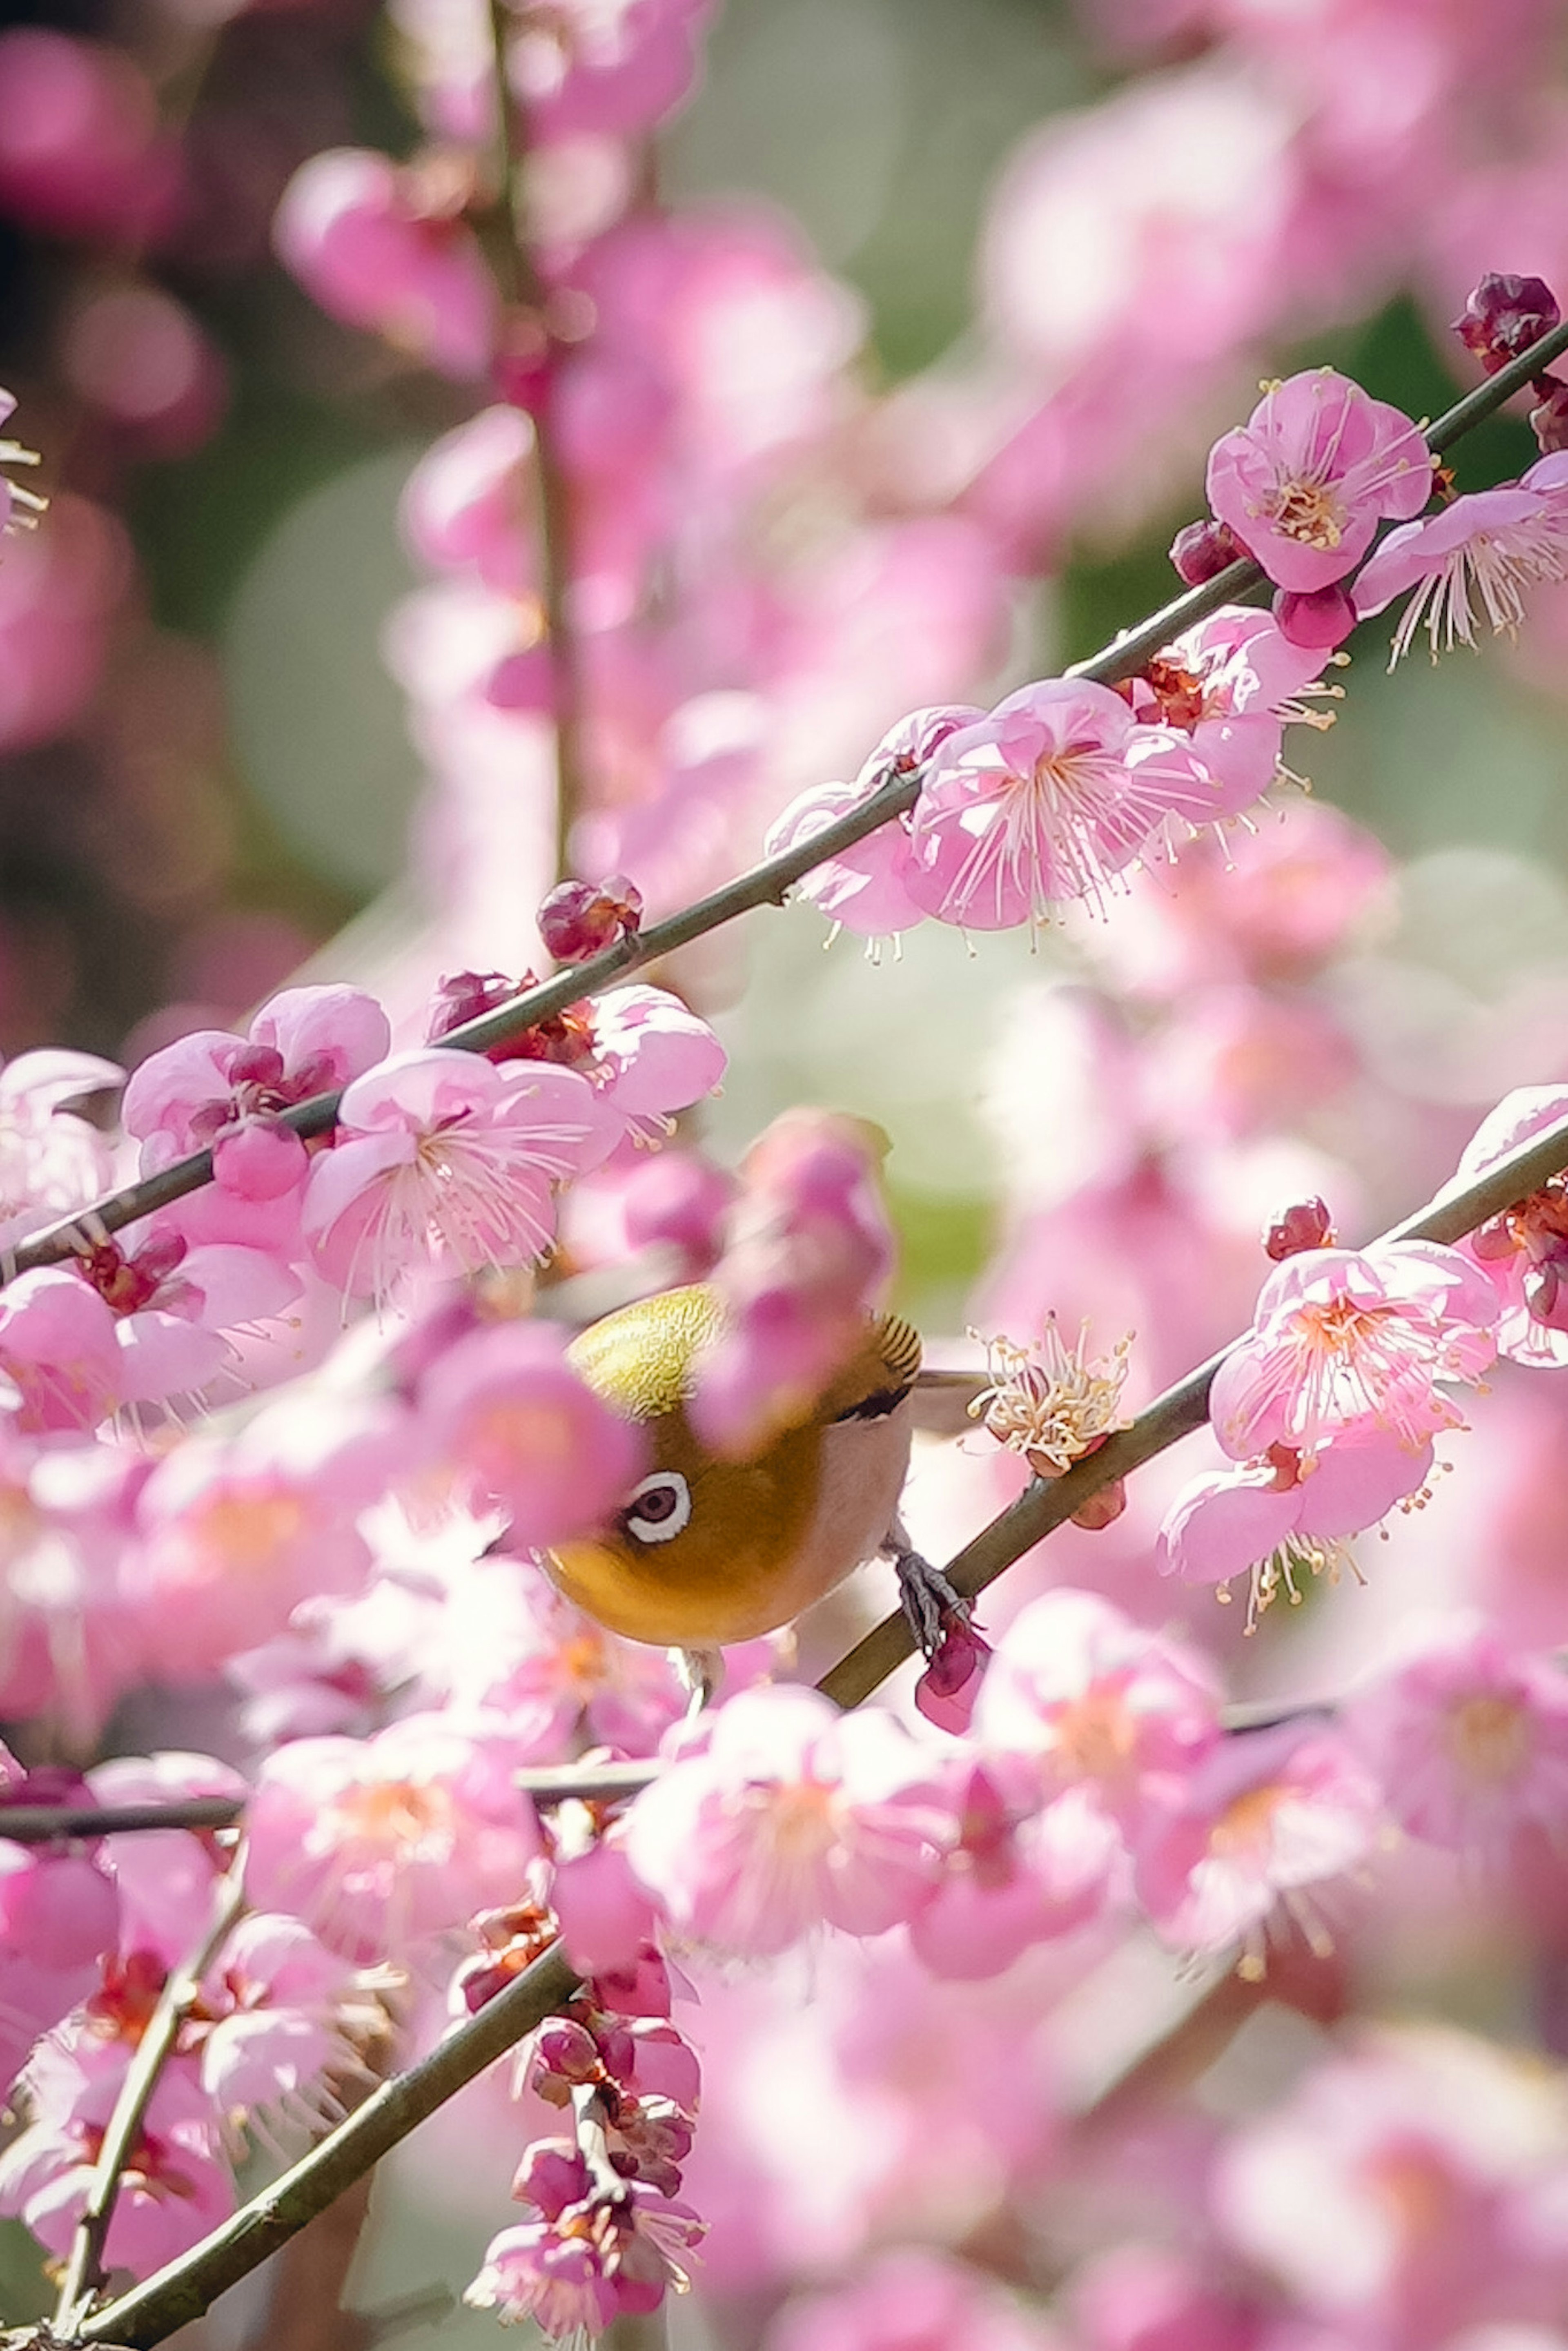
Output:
left=882, top=1516, right=972, bottom=1660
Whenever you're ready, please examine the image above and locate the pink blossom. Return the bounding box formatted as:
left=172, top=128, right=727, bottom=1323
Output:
left=0, top=1767, right=118, bottom=1972
left=1158, top=1432, right=1435, bottom=1625
left=89, top=1752, right=248, bottom=1964
left=419, top=1318, right=648, bottom=1549
left=1134, top=1718, right=1382, bottom=1967
left=621, top=1685, right=951, bottom=1956
left=1211, top=2026, right=1568, bottom=2334
left=435, top=1557, right=686, bottom=1758
left=1354, top=452, right=1568, bottom=663
left=1125, top=607, right=1333, bottom=814
left=689, top=1109, right=897, bottom=1459
left=551, top=1832, right=661, bottom=1975
left=69, top=1226, right=301, bottom=1411
left=0, top=2054, right=232, bottom=2276
left=908, top=1764, right=1116, bottom=1980
left=0, top=1267, right=123, bottom=1433
left=1345, top=1616, right=1568, bottom=1858
left=905, top=679, right=1221, bottom=932
left=507, top=0, right=717, bottom=141
left=245, top=1712, right=543, bottom=1961
left=764, top=706, right=984, bottom=942
left=274, top=149, right=496, bottom=380
left=123, top=983, right=391, bottom=1201
left=0, top=29, right=178, bottom=245
left=1449, top=1086, right=1568, bottom=1366
left=1209, top=1242, right=1499, bottom=1464
left=975, top=1588, right=1221, bottom=1835
left=0, top=1436, right=148, bottom=1744
left=1206, top=370, right=1431, bottom=592
left=0, top=1048, right=121, bottom=1223
left=466, top=2139, right=705, bottom=2337
left=580, top=987, right=727, bottom=1149
left=302, top=1048, right=611, bottom=1304
left=197, top=1914, right=356, bottom=2123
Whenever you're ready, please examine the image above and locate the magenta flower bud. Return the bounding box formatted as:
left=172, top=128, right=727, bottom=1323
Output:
left=1264, top=1195, right=1336, bottom=1260
left=539, top=875, right=644, bottom=964
left=1272, top=582, right=1358, bottom=648
left=914, top=1617, right=993, bottom=1736
left=427, top=967, right=517, bottom=1043
left=1169, top=517, right=1247, bottom=585
left=1453, top=272, right=1561, bottom=374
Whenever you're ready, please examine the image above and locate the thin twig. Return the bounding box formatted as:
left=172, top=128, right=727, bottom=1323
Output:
left=77, top=1941, right=580, bottom=2349
left=11, top=313, right=1568, bottom=1294
left=0, top=1798, right=244, bottom=1844
left=53, top=1854, right=247, bottom=2331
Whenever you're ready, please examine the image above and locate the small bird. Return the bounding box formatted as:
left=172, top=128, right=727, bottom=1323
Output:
left=543, top=1283, right=947, bottom=1654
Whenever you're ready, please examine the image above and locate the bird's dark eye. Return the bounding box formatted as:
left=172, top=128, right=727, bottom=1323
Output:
left=621, top=1471, right=692, bottom=1546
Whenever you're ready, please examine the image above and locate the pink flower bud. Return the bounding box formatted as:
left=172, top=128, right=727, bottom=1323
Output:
left=539, top=876, right=644, bottom=964
left=1272, top=582, right=1357, bottom=648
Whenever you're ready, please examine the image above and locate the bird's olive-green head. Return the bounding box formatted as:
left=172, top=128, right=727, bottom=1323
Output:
left=544, top=1283, right=920, bottom=1648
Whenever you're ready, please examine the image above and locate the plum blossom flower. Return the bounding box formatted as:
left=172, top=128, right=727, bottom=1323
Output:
left=1448, top=1087, right=1568, bottom=1366
left=975, top=1589, right=1221, bottom=1837
left=621, top=1685, right=951, bottom=1957
left=908, top=1762, right=1116, bottom=1980
left=1354, top=452, right=1568, bottom=664
left=302, top=1048, right=611, bottom=1305
left=0, top=1267, right=123, bottom=1432
left=1345, top=1616, right=1568, bottom=1859
left=196, top=1914, right=360, bottom=2127
left=764, top=706, right=984, bottom=943
left=969, top=1316, right=1133, bottom=1479
left=123, top=985, right=391, bottom=1203
left=69, top=1225, right=301, bottom=1410
left=1158, top=1432, right=1435, bottom=1630
left=1206, top=370, right=1431, bottom=593
left=769, top=2246, right=1053, bottom=2351
left=419, top=1318, right=648, bottom=1549
left=245, top=1712, right=543, bottom=1962
left=905, top=679, right=1221, bottom=932
left=0, top=2046, right=233, bottom=2275
left=0, top=1048, right=120, bottom=1223
left=1208, top=1243, right=1498, bottom=1467
left=465, top=2139, right=705, bottom=2337
left=1122, top=606, right=1339, bottom=809
left=1134, top=1718, right=1383, bottom=1971
left=0, top=388, right=44, bottom=536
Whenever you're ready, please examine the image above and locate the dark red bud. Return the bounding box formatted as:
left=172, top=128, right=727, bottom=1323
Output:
left=1454, top=272, right=1561, bottom=374
left=1273, top=583, right=1358, bottom=650
left=1265, top=1196, right=1336, bottom=1260
left=1469, top=1213, right=1519, bottom=1261
left=1071, top=1477, right=1127, bottom=1531
left=1170, top=517, right=1247, bottom=586
left=227, top=1043, right=286, bottom=1090
left=428, top=969, right=519, bottom=1043
left=539, top=875, right=644, bottom=965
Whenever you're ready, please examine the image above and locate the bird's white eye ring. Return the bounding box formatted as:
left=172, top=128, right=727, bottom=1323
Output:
left=621, top=1470, right=692, bottom=1545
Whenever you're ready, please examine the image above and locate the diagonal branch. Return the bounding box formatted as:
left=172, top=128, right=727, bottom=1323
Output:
left=53, top=1853, right=247, bottom=2333
left=10, top=313, right=1568, bottom=1293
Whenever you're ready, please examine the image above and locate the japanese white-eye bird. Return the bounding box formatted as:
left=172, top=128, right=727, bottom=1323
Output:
left=543, top=1282, right=943, bottom=1651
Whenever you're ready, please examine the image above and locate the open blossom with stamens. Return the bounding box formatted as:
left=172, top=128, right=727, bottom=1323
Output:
left=621, top=1685, right=951, bottom=1957
left=302, top=1048, right=613, bottom=1304
left=975, top=1589, right=1221, bottom=1836
left=1207, top=1243, right=1497, bottom=1467
left=969, top=1315, right=1133, bottom=1479
left=1354, top=452, right=1568, bottom=664
left=1134, top=1718, right=1383, bottom=1972
left=1206, top=370, right=1431, bottom=593
left=905, top=678, right=1220, bottom=931
left=1122, top=606, right=1337, bottom=811
left=245, top=1712, right=543, bottom=1963
left=1447, top=1086, right=1568, bottom=1366
left=1158, top=1432, right=1434, bottom=1631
